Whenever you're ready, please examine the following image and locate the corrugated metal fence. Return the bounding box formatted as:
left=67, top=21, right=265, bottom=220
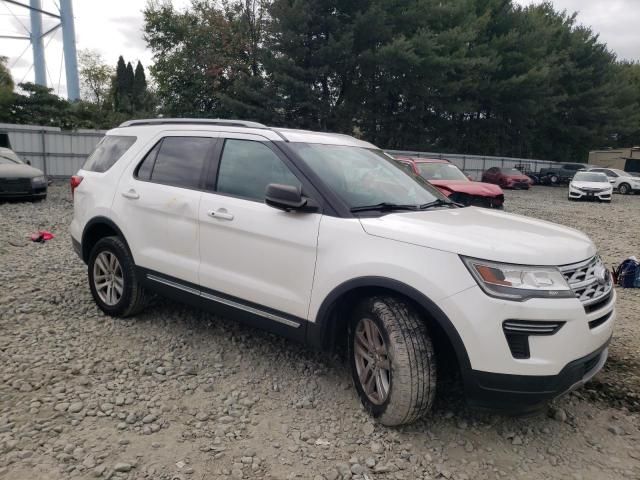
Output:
left=386, top=150, right=557, bottom=180
left=1, top=123, right=559, bottom=179
left=1, top=123, right=105, bottom=177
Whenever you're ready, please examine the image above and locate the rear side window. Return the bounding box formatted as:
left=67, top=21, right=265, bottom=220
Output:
left=136, top=136, right=214, bottom=189
left=83, top=135, right=136, bottom=173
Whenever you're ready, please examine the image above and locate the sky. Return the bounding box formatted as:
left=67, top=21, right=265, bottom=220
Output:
left=1, top=0, right=639, bottom=99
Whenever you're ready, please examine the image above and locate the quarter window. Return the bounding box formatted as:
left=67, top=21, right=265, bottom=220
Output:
left=216, top=139, right=301, bottom=202
left=83, top=135, right=136, bottom=173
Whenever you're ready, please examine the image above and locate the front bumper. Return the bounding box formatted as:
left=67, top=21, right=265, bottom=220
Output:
left=0, top=178, right=47, bottom=198
left=569, top=188, right=612, bottom=201
left=464, top=340, right=609, bottom=413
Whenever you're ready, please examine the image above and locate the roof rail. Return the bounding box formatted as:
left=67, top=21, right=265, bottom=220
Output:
left=118, top=118, right=268, bottom=129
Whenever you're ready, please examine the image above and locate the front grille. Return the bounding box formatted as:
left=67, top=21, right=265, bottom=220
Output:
left=560, top=256, right=613, bottom=312
left=0, top=178, right=31, bottom=194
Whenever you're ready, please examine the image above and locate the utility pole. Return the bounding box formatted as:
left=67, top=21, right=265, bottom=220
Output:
left=29, top=0, right=46, bottom=87
left=59, top=0, right=79, bottom=100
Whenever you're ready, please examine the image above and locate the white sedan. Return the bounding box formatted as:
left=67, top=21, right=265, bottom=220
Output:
left=587, top=167, right=640, bottom=195
left=568, top=171, right=613, bottom=202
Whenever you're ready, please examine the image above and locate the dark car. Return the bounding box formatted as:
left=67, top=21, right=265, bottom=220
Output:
left=482, top=167, right=533, bottom=189
left=538, top=163, right=585, bottom=185
left=0, top=147, right=48, bottom=200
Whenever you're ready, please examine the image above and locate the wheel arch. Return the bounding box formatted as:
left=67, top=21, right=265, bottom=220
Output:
left=81, top=216, right=131, bottom=263
left=307, top=277, right=472, bottom=376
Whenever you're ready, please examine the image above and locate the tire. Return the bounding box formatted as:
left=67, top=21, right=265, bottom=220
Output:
left=88, top=236, right=148, bottom=317
left=348, top=296, right=436, bottom=426
left=549, top=174, right=559, bottom=185
left=619, top=183, right=630, bottom=195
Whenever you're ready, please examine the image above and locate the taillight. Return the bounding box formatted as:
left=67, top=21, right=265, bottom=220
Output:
left=70, top=175, right=83, bottom=197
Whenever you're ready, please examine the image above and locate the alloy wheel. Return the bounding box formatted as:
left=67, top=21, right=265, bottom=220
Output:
left=93, top=251, right=124, bottom=306
left=354, top=317, right=391, bottom=405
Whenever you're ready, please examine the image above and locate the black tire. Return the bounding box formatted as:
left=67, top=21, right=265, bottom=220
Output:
left=88, top=236, right=148, bottom=317
left=549, top=174, right=559, bottom=185
left=619, top=183, right=630, bottom=195
left=348, top=296, right=436, bottom=426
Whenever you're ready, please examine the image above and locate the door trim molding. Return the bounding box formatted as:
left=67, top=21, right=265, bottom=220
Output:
left=144, top=270, right=301, bottom=329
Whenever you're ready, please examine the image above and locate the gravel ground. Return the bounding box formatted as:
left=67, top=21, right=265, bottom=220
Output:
left=1, top=182, right=639, bottom=480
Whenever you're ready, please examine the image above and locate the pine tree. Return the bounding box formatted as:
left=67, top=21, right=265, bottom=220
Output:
left=132, top=61, right=147, bottom=110
left=114, top=55, right=127, bottom=112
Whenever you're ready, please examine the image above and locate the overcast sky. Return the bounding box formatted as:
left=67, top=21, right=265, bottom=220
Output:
left=1, top=0, right=638, bottom=99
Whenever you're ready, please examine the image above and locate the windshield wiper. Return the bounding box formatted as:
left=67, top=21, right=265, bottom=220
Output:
left=350, top=202, right=420, bottom=213
left=418, top=199, right=458, bottom=210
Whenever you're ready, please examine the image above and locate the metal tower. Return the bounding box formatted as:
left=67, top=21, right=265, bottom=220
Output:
left=1, top=0, right=80, bottom=100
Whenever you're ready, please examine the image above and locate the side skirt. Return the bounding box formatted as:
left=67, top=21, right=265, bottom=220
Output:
left=136, top=267, right=307, bottom=343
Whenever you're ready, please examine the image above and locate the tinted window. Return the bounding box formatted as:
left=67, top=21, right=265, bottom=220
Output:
left=573, top=172, right=608, bottom=183
left=135, top=142, right=160, bottom=181
left=150, top=137, right=213, bottom=189
left=216, top=139, right=301, bottom=201
left=83, top=135, right=136, bottom=173
left=564, top=164, right=583, bottom=170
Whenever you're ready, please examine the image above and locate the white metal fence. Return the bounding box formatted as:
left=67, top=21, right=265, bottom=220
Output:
left=1, top=123, right=560, bottom=179
left=0, top=123, right=105, bottom=177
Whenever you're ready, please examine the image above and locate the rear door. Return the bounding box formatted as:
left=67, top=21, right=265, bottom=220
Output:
left=113, top=133, right=218, bottom=284
left=198, top=135, right=321, bottom=321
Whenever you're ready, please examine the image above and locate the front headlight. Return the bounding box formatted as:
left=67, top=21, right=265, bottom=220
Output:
left=461, top=256, right=574, bottom=301
left=31, top=175, right=47, bottom=185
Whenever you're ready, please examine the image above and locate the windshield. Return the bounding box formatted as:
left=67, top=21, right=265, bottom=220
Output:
left=290, top=143, right=446, bottom=209
left=416, top=162, right=468, bottom=181
left=505, top=168, right=523, bottom=175
left=573, top=172, right=608, bottom=183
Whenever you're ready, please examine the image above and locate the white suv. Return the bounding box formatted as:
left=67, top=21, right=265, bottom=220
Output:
left=70, top=119, right=616, bottom=426
left=586, top=167, right=640, bottom=195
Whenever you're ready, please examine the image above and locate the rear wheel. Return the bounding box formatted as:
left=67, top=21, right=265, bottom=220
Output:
left=349, top=296, right=436, bottom=426
left=619, top=183, right=630, bottom=195
left=88, top=236, right=148, bottom=317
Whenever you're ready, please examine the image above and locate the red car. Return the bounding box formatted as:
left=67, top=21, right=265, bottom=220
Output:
left=482, top=166, right=533, bottom=189
left=395, top=156, right=505, bottom=209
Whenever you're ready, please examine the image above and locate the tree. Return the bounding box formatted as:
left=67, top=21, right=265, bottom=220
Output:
left=0, top=56, right=14, bottom=111
left=114, top=55, right=128, bottom=112
left=132, top=61, right=148, bottom=110
left=78, top=49, right=113, bottom=107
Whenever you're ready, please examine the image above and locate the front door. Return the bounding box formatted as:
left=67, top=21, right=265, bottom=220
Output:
left=199, top=136, right=321, bottom=321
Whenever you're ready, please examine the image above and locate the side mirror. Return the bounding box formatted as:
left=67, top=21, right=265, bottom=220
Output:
left=467, top=174, right=473, bottom=181
left=265, top=183, right=317, bottom=212
left=25, top=160, right=31, bottom=166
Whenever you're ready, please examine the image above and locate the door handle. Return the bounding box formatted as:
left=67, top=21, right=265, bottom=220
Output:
left=121, top=189, right=140, bottom=200
left=208, top=209, right=234, bottom=221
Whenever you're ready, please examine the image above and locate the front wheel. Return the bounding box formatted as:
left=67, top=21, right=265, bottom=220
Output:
left=349, top=296, right=436, bottom=426
left=88, top=236, right=149, bottom=317
left=619, top=183, right=630, bottom=195
left=549, top=174, right=559, bottom=185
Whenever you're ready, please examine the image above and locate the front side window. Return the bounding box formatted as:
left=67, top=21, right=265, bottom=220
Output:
left=290, top=143, right=445, bottom=209
left=143, top=137, right=213, bottom=189
left=216, top=139, right=301, bottom=202
left=417, top=162, right=468, bottom=181
left=83, top=135, right=136, bottom=173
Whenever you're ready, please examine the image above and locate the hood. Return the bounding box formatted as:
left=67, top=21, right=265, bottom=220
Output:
left=571, top=180, right=612, bottom=190
left=430, top=180, right=503, bottom=197
left=0, top=163, right=44, bottom=179
left=359, top=207, right=595, bottom=265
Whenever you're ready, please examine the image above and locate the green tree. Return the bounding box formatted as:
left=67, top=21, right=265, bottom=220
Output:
left=78, top=49, right=113, bottom=107
left=132, top=60, right=148, bottom=110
